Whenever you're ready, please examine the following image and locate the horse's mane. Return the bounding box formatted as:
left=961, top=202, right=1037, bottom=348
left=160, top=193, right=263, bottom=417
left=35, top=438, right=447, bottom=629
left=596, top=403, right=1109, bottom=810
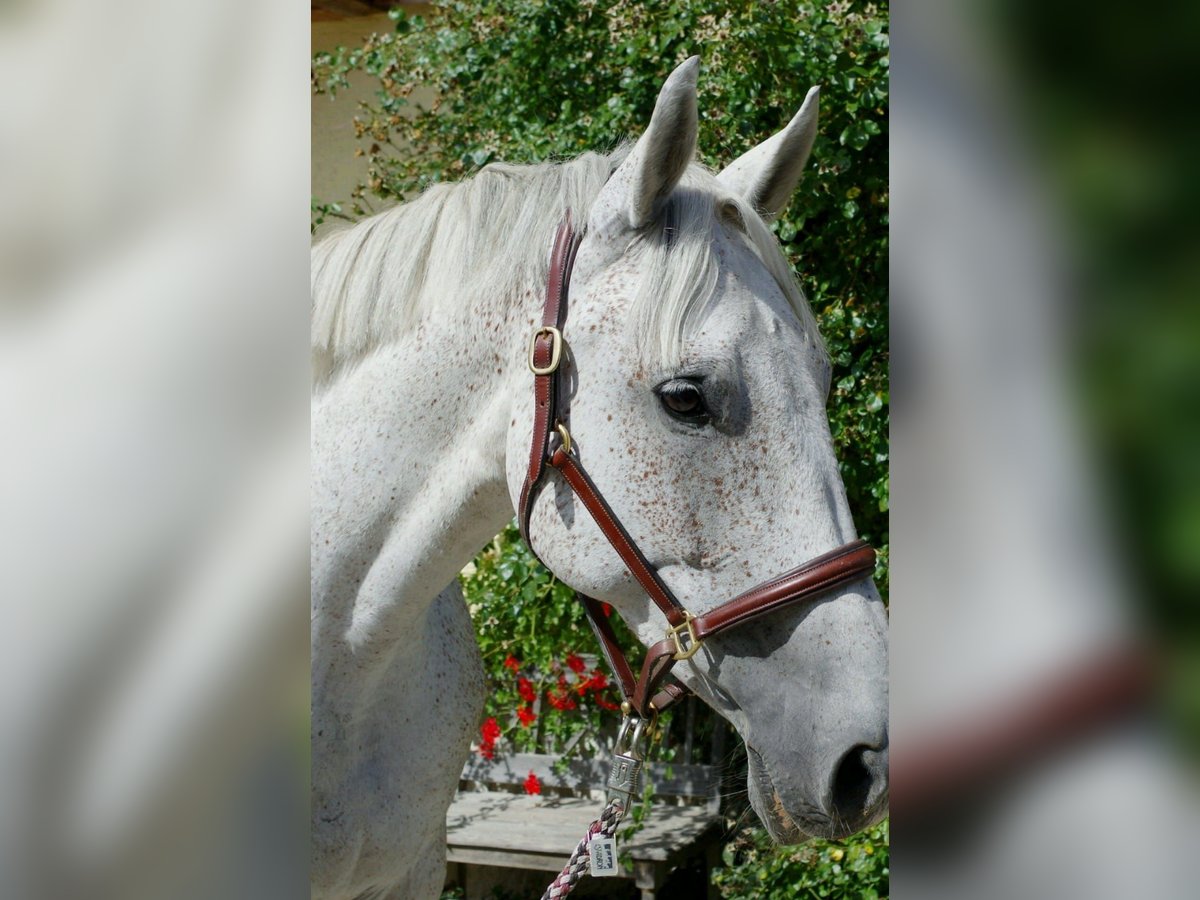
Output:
left=311, top=147, right=822, bottom=388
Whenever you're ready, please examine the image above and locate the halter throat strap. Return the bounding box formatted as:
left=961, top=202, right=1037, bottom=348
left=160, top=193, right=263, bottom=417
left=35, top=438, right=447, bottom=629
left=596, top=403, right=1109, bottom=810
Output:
left=518, top=214, right=877, bottom=716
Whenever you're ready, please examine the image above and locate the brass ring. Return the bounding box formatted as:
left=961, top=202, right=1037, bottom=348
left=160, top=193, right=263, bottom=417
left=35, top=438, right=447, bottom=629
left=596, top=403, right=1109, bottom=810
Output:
left=555, top=422, right=572, bottom=455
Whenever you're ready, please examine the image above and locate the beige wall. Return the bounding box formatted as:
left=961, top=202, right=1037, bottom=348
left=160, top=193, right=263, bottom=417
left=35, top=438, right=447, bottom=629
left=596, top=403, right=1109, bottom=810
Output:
left=312, top=9, right=434, bottom=239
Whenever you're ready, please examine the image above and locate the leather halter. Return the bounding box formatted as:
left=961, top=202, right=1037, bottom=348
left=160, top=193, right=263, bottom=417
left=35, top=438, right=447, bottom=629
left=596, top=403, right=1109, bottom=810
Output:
left=519, top=213, right=877, bottom=717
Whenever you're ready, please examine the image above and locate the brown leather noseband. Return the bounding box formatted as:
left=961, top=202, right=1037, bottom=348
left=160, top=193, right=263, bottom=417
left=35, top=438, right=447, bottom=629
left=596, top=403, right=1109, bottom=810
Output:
left=519, top=213, right=877, bottom=717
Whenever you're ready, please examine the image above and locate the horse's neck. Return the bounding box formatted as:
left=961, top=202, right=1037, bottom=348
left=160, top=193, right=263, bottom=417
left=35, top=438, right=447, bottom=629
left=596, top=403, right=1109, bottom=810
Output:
left=311, top=295, right=531, bottom=671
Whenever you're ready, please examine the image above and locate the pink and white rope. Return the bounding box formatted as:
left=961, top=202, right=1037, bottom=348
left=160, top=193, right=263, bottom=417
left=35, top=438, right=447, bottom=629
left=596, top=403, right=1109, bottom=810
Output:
left=539, top=797, right=626, bottom=900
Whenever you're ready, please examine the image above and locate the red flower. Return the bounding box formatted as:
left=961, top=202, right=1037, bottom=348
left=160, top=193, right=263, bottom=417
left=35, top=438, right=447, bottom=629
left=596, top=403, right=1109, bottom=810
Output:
left=596, top=695, right=622, bottom=711
left=589, top=668, right=608, bottom=690
left=576, top=668, right=609, bottom=695
left=524, top=771, right=542, bottom=795
left=547, top=687, right=577, bottom=711
left=517, top=705, right=537, bottom=727
left=517, top=676, right=537, bottom=703
left=481, top=717, right=501, bottom=743
left=503, top=655, right=521, bottom=672
left=565, top=652, right=586, bottom=674
left=601, top=602, right=613, bottom=617
left=479, top=716, right=501, bottom=758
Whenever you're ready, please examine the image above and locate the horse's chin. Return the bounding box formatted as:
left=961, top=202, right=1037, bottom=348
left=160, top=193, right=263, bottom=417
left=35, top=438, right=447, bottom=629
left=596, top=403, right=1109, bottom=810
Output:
left=746, top=745, right=817, bottom=844
left=747, top=745, right=883, bottom=844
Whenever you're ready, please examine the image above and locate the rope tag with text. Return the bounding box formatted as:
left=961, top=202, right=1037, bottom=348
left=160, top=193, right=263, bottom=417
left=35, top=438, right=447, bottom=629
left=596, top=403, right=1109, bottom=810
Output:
left=588, top=836, right=618, bottom=877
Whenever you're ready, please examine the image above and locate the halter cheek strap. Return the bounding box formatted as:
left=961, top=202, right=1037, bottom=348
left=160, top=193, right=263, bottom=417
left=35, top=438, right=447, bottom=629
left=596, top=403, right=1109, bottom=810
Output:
left=518, top=213, right=582, bottom=547
left=519, top=213, right=877, bottom=717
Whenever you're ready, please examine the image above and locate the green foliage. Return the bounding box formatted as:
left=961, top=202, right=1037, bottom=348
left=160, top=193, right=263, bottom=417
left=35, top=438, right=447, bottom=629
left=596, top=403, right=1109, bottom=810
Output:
left=312, top=0, right=889, bottom=579
left=713, top=820, right=889, bottom=899
left=460, top=522, right=639, bottom=756
left=310, top=198, right=351, bottom=234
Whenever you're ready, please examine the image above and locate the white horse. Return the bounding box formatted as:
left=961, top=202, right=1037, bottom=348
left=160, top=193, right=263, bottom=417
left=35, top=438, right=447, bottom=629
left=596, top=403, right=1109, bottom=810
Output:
left=311, top=57, right=888, bottom=900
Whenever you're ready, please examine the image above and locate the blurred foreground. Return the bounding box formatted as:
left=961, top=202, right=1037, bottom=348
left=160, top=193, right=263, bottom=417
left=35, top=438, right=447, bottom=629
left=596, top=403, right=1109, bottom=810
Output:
left=891, top=1, right=1200, bottom=897
left=0, top=2, right=309, bottom=898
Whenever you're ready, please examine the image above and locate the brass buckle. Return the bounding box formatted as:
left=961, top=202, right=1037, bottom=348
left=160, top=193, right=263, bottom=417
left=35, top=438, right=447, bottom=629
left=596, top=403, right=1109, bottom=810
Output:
left=668, top=611, right=702, bottom=661
left=527, top=325, right=563, bottom=375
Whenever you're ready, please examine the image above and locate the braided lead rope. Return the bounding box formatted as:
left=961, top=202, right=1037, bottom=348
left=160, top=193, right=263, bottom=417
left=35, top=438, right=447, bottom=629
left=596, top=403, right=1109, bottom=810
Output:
left=539, top=797, right=626, bottom=900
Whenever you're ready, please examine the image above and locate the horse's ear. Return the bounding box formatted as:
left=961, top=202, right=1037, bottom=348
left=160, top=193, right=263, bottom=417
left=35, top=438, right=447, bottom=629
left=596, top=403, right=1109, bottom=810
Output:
left=594, top=56, right=699, bottom=232
left=717, top=86, right=820, bottom=222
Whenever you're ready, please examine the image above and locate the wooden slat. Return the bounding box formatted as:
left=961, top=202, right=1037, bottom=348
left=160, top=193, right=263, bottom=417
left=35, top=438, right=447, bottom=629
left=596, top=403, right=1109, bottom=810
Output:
left=460, top=752, right=719, bottom=800
left=446, top=792, right=721, bottom=863
left=445, top=846, right=567, bottom=873
left=450, top=744, right=725, bottom=880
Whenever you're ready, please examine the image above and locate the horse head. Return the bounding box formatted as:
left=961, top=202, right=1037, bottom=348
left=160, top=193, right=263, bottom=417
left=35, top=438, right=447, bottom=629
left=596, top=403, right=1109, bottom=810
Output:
left=506, top=58, right=888, bottom=841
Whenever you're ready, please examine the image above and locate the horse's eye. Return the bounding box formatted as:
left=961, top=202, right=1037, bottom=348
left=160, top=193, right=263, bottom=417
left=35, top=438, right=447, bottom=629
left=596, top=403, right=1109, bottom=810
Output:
left=656, top=380, right=709, bottom=423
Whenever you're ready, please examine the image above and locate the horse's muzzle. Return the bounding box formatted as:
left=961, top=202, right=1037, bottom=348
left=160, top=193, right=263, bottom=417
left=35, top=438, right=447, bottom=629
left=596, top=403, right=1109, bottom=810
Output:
left=748, top=742, right=888, bottom=842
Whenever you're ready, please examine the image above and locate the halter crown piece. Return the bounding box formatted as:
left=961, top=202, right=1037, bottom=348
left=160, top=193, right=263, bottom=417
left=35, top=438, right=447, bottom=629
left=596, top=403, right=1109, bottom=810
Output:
left=518, top=212, right=878, bottom=719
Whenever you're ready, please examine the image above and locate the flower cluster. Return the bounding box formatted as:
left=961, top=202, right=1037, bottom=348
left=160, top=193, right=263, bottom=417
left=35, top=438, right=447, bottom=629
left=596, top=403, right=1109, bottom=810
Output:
left=517, top=676, right=537, bottom=703
left=547, top=674, right=577, bottom=711
left=475, top=651, right=625, bottom=759
left=523, top=770, right=542, bottom=795
left=581, top=669, right=622, bottom=711
left=478, top=716, right=501, bottom=760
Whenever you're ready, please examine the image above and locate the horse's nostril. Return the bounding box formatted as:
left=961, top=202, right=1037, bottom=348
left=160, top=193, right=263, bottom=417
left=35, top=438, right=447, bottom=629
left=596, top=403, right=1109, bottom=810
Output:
left=830, top=745, right=874, bottom=821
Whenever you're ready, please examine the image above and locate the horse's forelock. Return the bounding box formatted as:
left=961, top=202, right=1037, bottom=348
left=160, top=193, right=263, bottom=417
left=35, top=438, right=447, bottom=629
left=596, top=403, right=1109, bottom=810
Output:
left=630, top=167, right=825, bottom=370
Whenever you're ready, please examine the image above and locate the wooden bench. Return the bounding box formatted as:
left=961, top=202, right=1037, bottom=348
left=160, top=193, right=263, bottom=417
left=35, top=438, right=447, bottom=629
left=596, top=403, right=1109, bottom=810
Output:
left=445, top=741, right=725, bottom=899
